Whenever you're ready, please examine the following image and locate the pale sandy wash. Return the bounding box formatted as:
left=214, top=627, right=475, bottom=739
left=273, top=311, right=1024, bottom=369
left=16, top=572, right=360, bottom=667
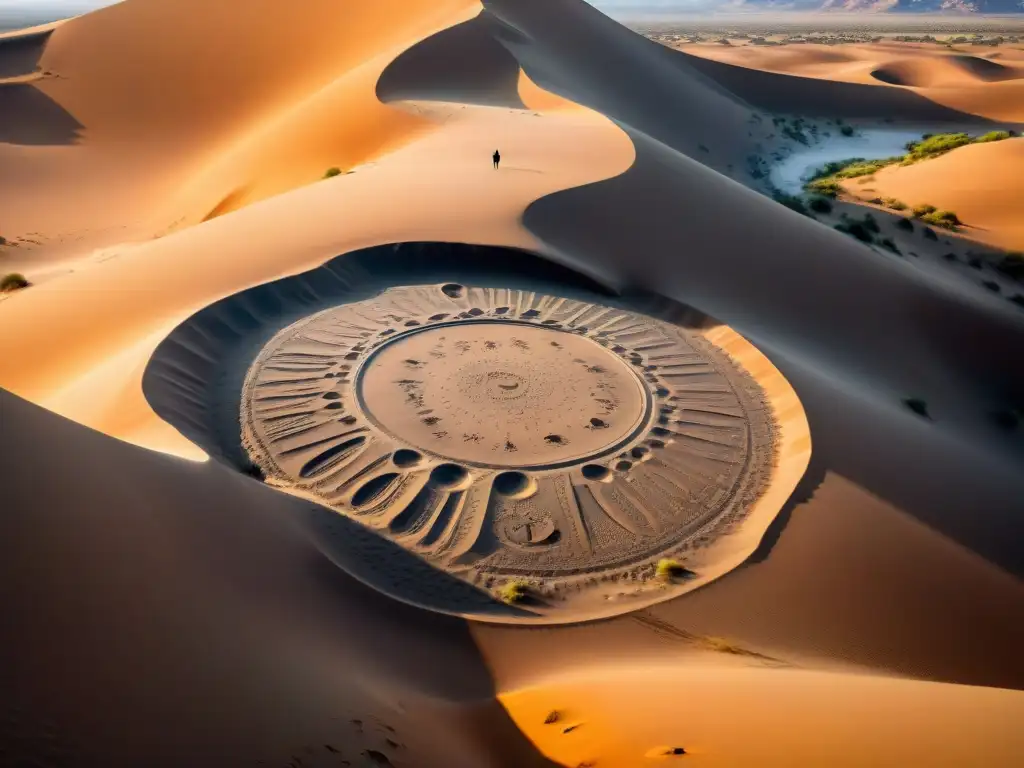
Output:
left=241, top=283, right=785, bottom=621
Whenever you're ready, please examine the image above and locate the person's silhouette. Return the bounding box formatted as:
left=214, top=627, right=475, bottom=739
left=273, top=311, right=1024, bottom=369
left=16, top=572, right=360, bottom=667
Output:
left=493, top=149, right=501, bottom=170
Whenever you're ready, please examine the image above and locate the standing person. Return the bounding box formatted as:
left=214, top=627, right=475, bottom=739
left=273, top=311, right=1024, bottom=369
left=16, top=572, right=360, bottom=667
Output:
left=493, top=149, right=501, bottom=170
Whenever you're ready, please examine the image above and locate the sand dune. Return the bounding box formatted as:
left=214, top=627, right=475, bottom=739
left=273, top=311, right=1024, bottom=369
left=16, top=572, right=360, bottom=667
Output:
left=1, top=0, right=1023, bottom=765
left=844, top=137, right=1024, bottom=251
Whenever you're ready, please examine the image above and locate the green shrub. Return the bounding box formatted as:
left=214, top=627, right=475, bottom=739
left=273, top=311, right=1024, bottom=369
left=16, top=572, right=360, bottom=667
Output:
left=808, top=197, right=833, bottom=214
left=807, top=178, right=842, bottom=198
left=884, top=198, right=907, bottom=211
left=974, top=130, right=1011, bottom=143
left=920, top=210, right=960, bottom=230
left=0, top=272, right=29, bottom=292
left=323, top=167, right=342, bottom=179
left=656, top=558, right=688, bottom=581
left=912, top=203, right=937, bottom=218
left=903, top=133, right=971, bottom=162
left=498, top=580, right=530, bottom=604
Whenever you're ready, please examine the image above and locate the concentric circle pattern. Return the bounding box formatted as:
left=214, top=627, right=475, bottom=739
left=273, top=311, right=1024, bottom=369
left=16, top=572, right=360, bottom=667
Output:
left=241, top=284, right=777, bottom=617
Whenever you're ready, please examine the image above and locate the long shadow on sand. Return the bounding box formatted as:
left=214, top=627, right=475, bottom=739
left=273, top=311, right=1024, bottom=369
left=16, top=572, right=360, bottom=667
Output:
left=0, top=388, right=561, bottom=765
left=0, top=28, right=83, bottom=145
left=0, top=83, right=83, bottom=145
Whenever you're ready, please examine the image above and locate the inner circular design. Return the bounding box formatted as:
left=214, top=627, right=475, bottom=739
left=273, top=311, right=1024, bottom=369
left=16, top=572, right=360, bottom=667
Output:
left=356, top=321, right=651, bottom=469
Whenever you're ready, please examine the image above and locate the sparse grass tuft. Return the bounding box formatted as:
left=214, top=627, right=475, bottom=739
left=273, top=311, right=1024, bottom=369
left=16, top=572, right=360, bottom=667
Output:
left=323, top=167, right=342, bottom=179
left=544, top=711, right=561, bottom=725
left=498, top=580, right=530, bottom=604
left=0, top=272, right=30, bottom=293
left=656, top=558, right=688, bottom=581
left=883, top=198, right=907, bottom=211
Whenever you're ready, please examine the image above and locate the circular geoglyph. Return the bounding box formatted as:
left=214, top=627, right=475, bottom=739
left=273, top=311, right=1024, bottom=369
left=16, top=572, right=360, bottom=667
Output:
left=241, top=283, right=780, bottom=621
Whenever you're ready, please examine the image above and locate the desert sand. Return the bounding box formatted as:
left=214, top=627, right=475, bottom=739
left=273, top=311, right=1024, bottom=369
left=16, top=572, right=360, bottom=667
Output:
left=1, top=0, right=1023, bottom=766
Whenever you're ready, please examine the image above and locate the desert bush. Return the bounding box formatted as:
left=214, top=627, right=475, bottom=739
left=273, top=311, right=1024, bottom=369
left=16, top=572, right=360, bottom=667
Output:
left=974, top=130, right=1011, bottom=143
left=498, top=580, right=530, bottom=604
left=840, top=125, right=854, bottom=137
left=808, top=197, right=833, bottom=214
left=883, top=198, right=907, bottom=210
left=895, top=217, right=914, bottom=232
left=835, top=220, right=873, bottom=243
left=0, top=272, right=29, bottom=292
left=323, top=167, right=342, bottom=179
left=904, top=132, right=971, bottom=162
left=920, top=210, right=960, bottom=230
left=904, top=398, right=930, bottom=419
left=912, top=203, right=937, bottom=218
left=982, top=280, right=1001, bottom=293
left=806, top=178, right=842, bottom=197
left=968, top=256, right=984, bottom=270
left=942, top=252, right=958, bottom=262
left=656, top=558, right=688, bottom=581
left=921, top=227, right=939, bottom=241
left=862, top=213, right=880, bottom=234
left=879, top=237, right=901, bottom=254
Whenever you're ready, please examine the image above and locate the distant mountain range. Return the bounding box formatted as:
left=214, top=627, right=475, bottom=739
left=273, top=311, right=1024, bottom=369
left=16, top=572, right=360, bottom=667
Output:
left=590, top=0, right=1024, bottom=13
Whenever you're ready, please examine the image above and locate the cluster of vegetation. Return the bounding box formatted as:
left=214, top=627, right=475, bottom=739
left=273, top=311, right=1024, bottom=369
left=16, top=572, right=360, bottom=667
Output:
left=498, top=579, right=530, bottom=604
left=804, top=130, right=1015, bottom=202
left=323, top=167, right=342, bottom=179
left=910, top=203, right=961, bottom=231
left=656, top=558, right=689, bottom=581
left=1, top=273, right=30, bottom=293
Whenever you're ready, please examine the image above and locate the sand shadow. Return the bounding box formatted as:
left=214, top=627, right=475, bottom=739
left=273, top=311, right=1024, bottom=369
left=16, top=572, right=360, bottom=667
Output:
left=0, top=82, right=83, bottom=145
left=0, top=29, right=52, bottom=79
left=376, top=11, right=526, bottom=109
